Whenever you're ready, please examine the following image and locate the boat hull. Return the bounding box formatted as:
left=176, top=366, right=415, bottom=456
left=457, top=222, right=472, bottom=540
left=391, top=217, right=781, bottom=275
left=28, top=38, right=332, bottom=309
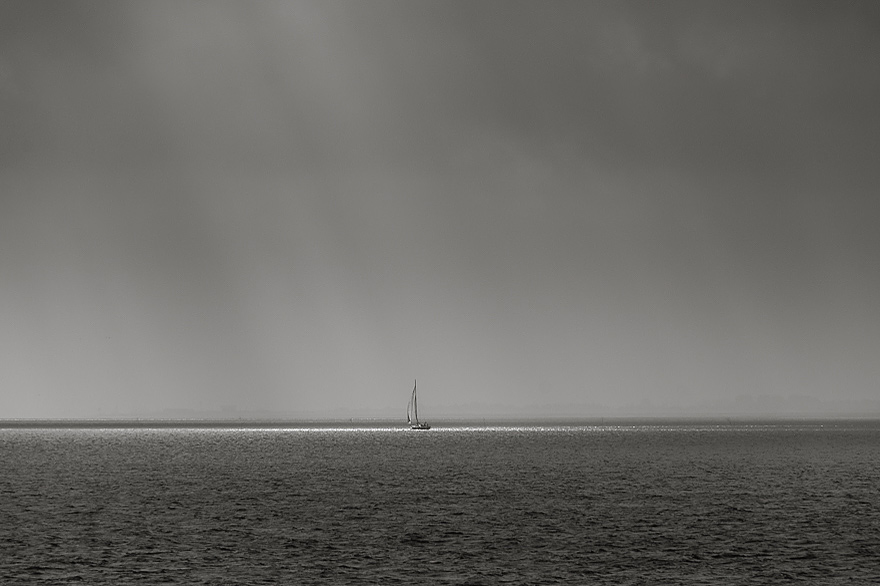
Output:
left=410, top=423, right=431, bottom=430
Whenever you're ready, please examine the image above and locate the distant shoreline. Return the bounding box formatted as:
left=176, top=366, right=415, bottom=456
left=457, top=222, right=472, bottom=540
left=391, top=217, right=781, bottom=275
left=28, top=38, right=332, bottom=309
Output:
left=1, top=416, right=879, bottom=429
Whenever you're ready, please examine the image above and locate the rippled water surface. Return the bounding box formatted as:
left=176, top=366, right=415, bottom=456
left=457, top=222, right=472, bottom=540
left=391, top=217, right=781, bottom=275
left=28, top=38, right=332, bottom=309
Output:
left=2, top=421, right=879, bottom=584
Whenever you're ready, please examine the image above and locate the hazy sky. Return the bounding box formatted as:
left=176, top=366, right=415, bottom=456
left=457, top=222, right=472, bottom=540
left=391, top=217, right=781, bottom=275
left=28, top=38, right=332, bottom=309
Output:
left=2, top=1, right=879, bottom=419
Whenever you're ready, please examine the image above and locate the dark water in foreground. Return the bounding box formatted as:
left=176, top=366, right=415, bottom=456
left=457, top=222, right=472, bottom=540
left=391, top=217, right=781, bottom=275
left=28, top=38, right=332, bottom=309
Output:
left=1, top=421, right=879, bottom=585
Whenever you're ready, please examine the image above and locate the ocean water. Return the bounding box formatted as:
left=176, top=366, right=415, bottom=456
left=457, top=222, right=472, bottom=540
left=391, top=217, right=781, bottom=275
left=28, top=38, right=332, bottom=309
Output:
left=1, top=420, right=879, bottom=585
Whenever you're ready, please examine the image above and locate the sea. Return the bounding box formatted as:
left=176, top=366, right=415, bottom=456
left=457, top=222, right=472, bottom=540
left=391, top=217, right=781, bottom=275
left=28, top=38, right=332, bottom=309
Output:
left=1, top=419, right=878, bottom=585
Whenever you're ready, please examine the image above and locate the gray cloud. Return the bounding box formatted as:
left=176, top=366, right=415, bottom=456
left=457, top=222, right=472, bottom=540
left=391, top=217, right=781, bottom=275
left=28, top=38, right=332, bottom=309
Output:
left=1, top=1, right=879, bottom=418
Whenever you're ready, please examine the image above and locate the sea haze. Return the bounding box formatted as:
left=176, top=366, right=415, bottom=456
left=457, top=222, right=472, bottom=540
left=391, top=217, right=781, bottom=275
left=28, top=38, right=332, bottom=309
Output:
left=1, top=421, right=879, bottom=584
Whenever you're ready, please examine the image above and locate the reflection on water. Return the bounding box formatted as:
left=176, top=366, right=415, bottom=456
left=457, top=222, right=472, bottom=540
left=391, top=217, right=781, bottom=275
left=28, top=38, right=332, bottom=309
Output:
left=2, top=421, right=879, bottom=584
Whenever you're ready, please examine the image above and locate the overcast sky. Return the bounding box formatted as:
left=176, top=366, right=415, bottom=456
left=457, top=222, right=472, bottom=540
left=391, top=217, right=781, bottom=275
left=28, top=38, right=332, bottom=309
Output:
left=2, top=1, right=879, bottom=419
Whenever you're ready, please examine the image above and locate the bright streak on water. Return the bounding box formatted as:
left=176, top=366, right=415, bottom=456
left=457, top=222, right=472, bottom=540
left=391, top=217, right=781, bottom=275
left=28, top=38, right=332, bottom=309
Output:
left=2, top=419, right=878, bottom=584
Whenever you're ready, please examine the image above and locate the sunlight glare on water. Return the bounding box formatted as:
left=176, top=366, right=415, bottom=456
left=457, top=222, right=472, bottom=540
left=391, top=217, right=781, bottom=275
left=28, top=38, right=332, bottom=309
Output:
left=1, top=420, right=879, bottom=584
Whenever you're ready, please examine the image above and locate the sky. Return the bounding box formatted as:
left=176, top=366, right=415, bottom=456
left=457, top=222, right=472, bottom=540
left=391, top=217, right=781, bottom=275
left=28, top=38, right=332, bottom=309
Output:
left=2, top=1, right=879, bottom=419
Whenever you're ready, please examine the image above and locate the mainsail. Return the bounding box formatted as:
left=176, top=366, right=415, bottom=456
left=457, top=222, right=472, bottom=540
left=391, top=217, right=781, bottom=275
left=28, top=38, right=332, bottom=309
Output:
left=406, top=379, right=430, bottom=430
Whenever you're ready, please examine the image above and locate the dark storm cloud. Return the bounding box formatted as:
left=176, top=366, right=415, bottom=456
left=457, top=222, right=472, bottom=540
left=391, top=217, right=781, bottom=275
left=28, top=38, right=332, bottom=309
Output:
left=330, top=2, right=880, bottom=345
left=2, top=1, right=879, bottom=417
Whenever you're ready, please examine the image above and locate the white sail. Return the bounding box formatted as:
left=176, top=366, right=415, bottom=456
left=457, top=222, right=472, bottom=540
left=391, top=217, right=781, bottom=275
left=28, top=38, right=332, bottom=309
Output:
left=412, top=380, right=418, bottom=424
left=407, top=379, right=430, bottom=430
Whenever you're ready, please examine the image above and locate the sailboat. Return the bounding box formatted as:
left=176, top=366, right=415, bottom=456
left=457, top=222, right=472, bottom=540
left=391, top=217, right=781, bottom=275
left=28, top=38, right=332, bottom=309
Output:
left=406, top=380, right=431, bottom=430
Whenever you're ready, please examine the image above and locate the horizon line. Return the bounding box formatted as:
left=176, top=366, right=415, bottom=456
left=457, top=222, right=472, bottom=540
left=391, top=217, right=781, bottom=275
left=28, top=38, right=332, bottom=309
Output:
left=2, top=415, right=879, bottom=429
